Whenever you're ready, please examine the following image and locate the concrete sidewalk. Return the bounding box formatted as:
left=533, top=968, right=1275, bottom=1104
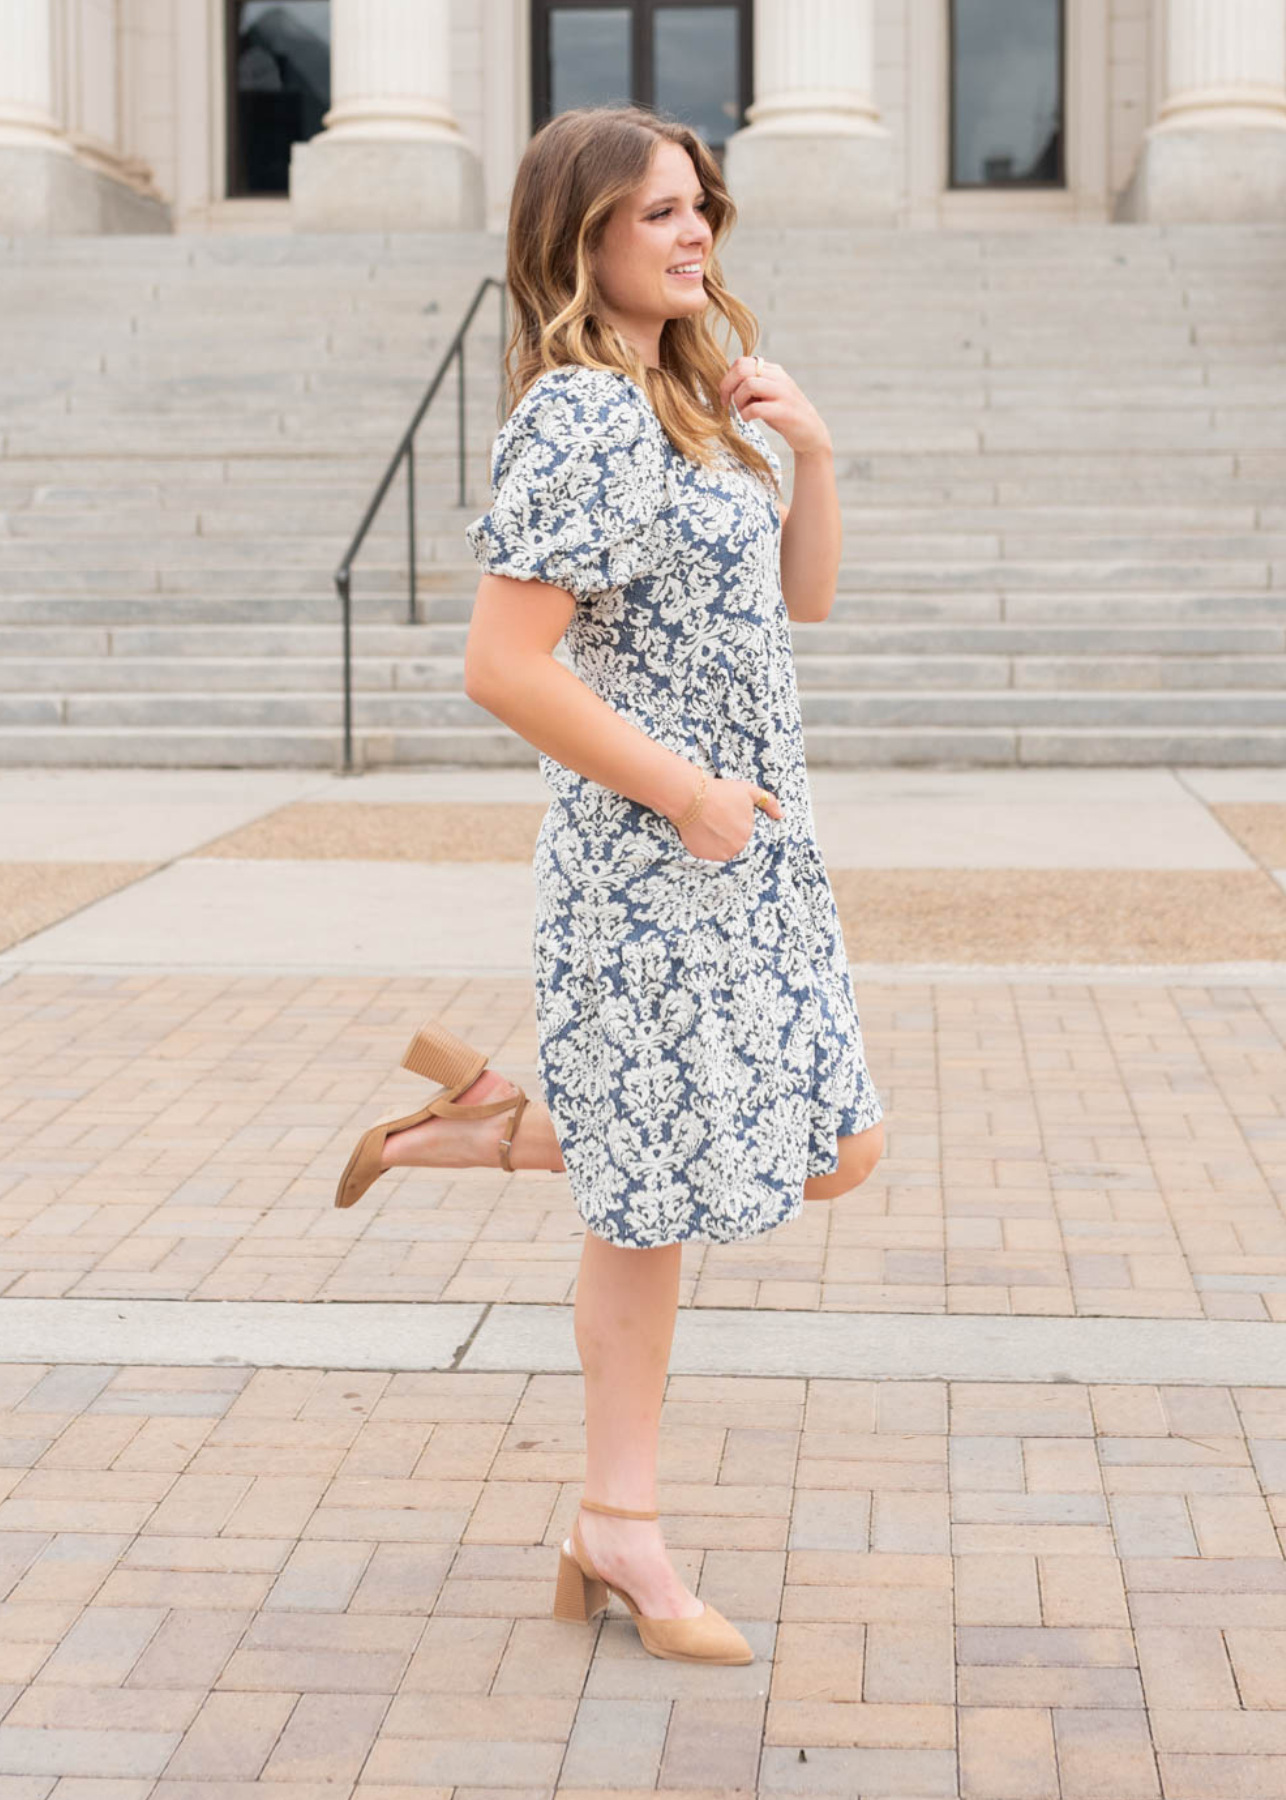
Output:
left=1, top=763, right=1285, bottom=1796
left=3, top=764, right=1286, bottom=976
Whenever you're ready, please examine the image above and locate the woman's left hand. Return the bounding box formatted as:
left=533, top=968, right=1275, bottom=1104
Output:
left=717, top=355, right=832, bottom=456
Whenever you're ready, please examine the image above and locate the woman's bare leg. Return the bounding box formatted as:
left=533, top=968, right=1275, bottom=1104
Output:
left=377, top=1067, right=879, bottom=1625
left=382, top=1077, right=704, bottom=1617
left=802, top=1119, right=884, bottom=1199
left=571, top=1230, right=704, bottom=1618
left=380, top=1072, right=887, bottom=1197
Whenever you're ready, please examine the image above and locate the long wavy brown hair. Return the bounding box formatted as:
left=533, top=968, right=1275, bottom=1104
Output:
left=499, top=103, right=779, bottom=494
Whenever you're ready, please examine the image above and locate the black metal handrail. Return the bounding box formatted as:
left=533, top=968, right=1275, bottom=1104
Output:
left=334, top=273, right=508, bottom=774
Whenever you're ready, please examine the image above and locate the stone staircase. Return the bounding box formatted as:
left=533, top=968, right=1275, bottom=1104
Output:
left=1, top=223, right=1284, bottom=767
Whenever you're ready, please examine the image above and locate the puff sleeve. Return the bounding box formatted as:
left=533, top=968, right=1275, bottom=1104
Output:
left=465, top=368, right=672, bottom=604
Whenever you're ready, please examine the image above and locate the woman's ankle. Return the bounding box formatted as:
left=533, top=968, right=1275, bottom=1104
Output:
left=505, top=1096, right=565, bottom=1173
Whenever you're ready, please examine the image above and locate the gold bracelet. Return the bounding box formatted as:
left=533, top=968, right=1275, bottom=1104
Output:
left=673, top=766, right=707, bottom=828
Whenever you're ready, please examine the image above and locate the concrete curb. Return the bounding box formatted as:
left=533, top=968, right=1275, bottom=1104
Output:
left=3, top=1298, right=1284, bottom=1385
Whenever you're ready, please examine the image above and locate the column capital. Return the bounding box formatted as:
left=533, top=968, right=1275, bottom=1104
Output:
left=0, top=0, right=70, bottom=152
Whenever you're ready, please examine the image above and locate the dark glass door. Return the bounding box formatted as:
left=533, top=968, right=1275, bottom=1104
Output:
left=949, top=0, right=1064, bottom=188
left=226, top=0, right=331, bottom=196
left=533, top=0, right=752, bottom=164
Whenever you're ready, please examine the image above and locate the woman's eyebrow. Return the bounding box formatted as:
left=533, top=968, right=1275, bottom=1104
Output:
left=643, top=191, right=706, bottom=207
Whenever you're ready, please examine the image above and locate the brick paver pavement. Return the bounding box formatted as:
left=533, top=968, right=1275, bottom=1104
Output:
left=1, top=971, right=1284, bottom=1322
left=0, top=1366, right=1281, bottom=1795
left=4, top=771, right=1286, bottom=1793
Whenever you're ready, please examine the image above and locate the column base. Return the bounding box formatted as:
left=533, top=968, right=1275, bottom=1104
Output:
left=289, top=135, right=484, bottom=231
left=1116, top=125, right=1286, bottom=223
left=722, top=128, right=897, bottom=226
left=0, top=146, right=170, bottom=233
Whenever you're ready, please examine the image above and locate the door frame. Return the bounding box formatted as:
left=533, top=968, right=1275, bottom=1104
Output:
left=530, top=0, right=753, bottom=153
left=908, top=0, right=1109, bottom=226
left=947, top=0, right=1066, bottom=190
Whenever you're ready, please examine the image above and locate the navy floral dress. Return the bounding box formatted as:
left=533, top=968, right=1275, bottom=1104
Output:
left=465, top=364, right=883, bottom=1247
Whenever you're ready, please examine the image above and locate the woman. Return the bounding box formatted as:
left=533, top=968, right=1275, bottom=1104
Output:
left=334, top=103, right=885, bottom=1667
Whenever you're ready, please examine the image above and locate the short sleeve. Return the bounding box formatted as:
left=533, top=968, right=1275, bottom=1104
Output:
left=465, top=369, right=672, bottom=604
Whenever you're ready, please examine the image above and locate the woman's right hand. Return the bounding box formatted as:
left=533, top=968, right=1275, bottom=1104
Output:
left=673, top=775, right=783, bottom=862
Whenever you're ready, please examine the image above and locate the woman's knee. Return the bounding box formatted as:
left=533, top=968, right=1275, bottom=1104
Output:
left=803, top=1119, right=885, bottom=1200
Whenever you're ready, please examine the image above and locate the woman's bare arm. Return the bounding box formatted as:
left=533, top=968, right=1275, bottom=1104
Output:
left=463, top=572, right=700, bottom=822
left=778, top=445, right=839, bottom=623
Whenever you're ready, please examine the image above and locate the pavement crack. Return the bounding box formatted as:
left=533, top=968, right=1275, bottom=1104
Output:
left=450, top=1301, right=493, bottom=1369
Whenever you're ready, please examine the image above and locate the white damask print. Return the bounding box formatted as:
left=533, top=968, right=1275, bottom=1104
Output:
left=466, top=364, right=883, bottom=1247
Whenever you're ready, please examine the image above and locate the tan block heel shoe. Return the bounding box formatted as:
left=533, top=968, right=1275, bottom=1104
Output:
left=334, top=1021, right=530, bottom=1210
left=551, top=1497, right=754, bottom=1665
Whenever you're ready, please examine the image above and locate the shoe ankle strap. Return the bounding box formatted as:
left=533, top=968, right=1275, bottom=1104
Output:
left=580, top=1496, right=658, bottom=1519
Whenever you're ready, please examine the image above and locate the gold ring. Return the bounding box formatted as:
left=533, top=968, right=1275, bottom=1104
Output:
left=754, top=355, right=764, bottom=375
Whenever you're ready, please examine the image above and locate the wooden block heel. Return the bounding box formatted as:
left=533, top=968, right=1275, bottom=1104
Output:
left=552, top=1543, right=609, bottom=1623
left=333, top=1020, right=531, bottom=1210
left=401, top=1022, right=486, bottom=1088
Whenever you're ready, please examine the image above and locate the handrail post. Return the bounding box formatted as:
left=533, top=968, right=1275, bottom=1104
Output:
left=406, top=436, right=417, bottom=627
left=332, top=274, right=503, bottom=775
left=457, top=339, right=466, bottom=509
left=337, top=569, right=353, bottom=775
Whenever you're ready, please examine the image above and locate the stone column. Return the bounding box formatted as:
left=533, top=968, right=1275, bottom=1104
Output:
left=290, top=0, right=484, bottom=230
left=1117, top=0, right=1286, bottom=221
left=0, top=0, right=65, bottom=150
left=0, top=0, right=69, bottom=227
left=0, top=0, right=168, bottom=232
left=721, top=0, right=896, bottom=225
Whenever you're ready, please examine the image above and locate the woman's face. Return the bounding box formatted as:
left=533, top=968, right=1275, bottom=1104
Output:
left=592, top=139, right=713, bottom=357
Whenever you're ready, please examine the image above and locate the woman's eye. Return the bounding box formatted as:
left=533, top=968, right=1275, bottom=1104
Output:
left=650, top=200, right=709, bottom=218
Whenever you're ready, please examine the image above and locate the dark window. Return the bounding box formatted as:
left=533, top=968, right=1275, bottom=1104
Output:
left=227, top=0, right=331, bottom=197
left=533, top=0, right=752, bottom=165
left=550, top=7, right=632, bottom=114
left=949, top=0, right=1064, bottom=188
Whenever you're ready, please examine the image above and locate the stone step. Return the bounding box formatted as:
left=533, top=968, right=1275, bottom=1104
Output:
left=0, top=722, right=1281, bottom=771
left=2, top=544, right=1281, bottom=591
left=793, top=654, right=1286, bottom=692
left=0, top=618, right=1270, bottom=660
left=5, top=507, right=1280, bottom=546
left=2, top=221, right=1281, bottom=770
left=9, top=433, right=1282, bottom=469
left=4, top=448, right=1280, bottom=484
left=1, top=585, right=1282, bottom=624
left=25, top=336, right=1286, bottom=375
left=8, top=518, right=1286, bottom=567
left=798, top=726, right=1286, bottom=767
left=2, top=652, right=1280, bottom=696
left=803, top=621, right=1286, bottom=654
left=22, top=374, right=1286, bottom=412
left=37, top=336, right=1286, bottom=374
left=6, top=687, right=1281, bottom=733
left=41, top=346, right=1286, bottom=384
left=14, top=398, right=1286, bottom=438
left=8, top=476, right=1286, bottom=508
left=0, top=486, right=1268, bottom=527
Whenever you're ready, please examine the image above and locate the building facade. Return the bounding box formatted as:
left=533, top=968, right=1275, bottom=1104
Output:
left=1, top=0, right=1284, bottom=235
